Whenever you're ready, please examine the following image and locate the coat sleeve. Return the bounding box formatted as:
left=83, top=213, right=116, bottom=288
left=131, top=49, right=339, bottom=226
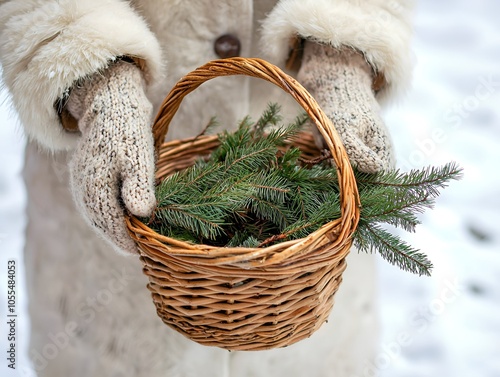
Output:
left=0, top=0, right=163, bottom=151
left=261, top=0, right=415, bottom=104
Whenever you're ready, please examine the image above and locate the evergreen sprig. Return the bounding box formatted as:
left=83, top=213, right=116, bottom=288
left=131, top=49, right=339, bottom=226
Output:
left=145, top=104, right=463, bottom=276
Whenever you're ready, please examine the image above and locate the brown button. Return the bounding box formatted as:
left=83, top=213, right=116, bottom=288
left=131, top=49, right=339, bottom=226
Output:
left=214, top=34, right=241, bottom=59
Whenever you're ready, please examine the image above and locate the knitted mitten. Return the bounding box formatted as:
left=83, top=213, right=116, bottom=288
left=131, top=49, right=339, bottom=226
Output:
left=67, top=60, right=156, bottom=255
left=297, top=42, right=394, bottom=173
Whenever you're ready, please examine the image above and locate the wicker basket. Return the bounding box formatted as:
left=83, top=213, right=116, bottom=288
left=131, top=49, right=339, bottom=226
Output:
left=126, top=58, right=360, bottom=351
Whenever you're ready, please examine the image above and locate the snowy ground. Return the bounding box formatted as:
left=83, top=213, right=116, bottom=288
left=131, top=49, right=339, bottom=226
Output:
left=1, top=1, right=499, bottom=376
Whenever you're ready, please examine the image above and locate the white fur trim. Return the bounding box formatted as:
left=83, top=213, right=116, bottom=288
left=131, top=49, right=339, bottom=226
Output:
left=261, top=0, right=415, bottom=104
left=0, top=0, right=163, bottom=151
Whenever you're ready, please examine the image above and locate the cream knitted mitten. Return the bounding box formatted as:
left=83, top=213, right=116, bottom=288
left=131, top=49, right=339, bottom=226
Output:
left=297, top=42, right=394, bottom=173
left=67, top=61, right=156, bottom=255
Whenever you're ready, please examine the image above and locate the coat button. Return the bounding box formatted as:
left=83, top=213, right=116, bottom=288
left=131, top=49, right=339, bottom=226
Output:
left=214, top=34, right=241, bottom=59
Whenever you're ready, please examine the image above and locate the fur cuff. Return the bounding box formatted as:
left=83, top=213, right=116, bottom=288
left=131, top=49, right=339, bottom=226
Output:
left=261, top=0, right=415, bottom=104
left=0, top=0, right=163, bottom=151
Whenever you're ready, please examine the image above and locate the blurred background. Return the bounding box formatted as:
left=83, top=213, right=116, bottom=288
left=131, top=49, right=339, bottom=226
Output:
left=379, top=1, right=499, bottom=376
left=1, top=0, right=499, bottom=376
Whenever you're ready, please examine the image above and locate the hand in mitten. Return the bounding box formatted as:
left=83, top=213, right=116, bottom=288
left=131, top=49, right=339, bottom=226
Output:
left=297, top=42, right=394, bottom=173
left=66, top=60, right=156, bottom=255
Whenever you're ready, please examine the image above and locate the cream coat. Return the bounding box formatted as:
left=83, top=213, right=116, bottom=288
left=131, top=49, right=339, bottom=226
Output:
left=0, top=1, right=414, bottom=376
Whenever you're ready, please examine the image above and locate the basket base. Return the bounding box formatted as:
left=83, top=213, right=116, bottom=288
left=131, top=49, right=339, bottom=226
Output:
left=142, top=254, right=347, bottom=351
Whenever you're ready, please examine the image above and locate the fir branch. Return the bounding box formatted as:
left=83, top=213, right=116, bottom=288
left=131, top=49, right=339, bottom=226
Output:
left=155, top=163, right=223, bottom=203
left=223, top=145, right=276, bottom=173
left=262, top=119, right=303, bottom=147
left=245, top=170, right=291, bottom=203
left=354, top=223, right=433, bottom=276
left=254, top=103, right=283, bottom=135
left=241, top=236, right=261, bottom=248
left=356, top=162, right=463, bottom=199
left=359, top=186, right=427, bottom=233
left=146, top=103, right=462, bottom=277
left=154, top=204, right=226, bottom=240
left=246, top=194, right=291, bottom=229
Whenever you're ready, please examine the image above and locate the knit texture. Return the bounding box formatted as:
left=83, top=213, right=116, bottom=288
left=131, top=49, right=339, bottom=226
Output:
left=67, top=61, right=156, bottom=255
left=297, top=42, right=395, bottom=173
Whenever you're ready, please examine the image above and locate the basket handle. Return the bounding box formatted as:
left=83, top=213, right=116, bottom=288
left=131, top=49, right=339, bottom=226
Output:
left=152, top=57, right=360, bottom=225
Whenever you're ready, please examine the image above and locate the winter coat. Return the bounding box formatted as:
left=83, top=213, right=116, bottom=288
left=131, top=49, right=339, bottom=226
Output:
left=0, top=1, right=414, bottom=376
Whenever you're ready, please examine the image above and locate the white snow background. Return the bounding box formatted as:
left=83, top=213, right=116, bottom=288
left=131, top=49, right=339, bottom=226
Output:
left=0, top=0, right=499, bottom=376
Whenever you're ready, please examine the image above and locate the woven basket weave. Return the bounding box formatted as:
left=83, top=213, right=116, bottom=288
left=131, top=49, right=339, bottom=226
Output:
left=126, top=58, right=360, bottom=351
